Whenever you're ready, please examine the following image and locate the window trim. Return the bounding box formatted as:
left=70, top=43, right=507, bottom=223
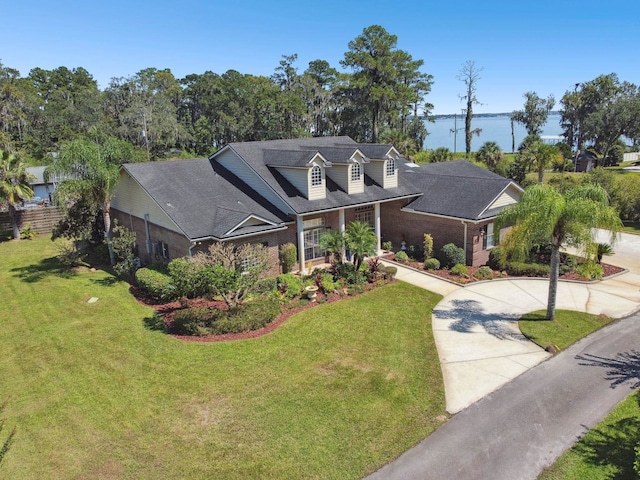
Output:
left=311, top=165, right=322, bottom=187
left=386, top=158, right=396, bottom=177
left=351, top=162, right=361, bottom=182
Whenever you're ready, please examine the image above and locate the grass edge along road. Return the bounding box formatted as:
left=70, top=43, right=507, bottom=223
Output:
left=520, top=310, right=639, bottom=479
left=0, top=237, right=445, bottom=479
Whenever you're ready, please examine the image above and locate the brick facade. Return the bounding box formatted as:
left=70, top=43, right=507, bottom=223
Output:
left=380, top=200, right=496, bottom=266
left=112, top=209, right=297, bottom=277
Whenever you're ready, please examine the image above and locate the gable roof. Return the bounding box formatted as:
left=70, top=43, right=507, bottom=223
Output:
left=120, top=158, right=291, bottom=241
left=217, top=137, right=421, bottom=214
left=401, top=160, right=523, bottom=221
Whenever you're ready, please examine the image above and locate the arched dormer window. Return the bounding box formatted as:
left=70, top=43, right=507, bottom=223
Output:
left=386, top=158, right=396, bottom=177
left=311, top=165, right=322, bottom=186
left=351, top=162, right=361, bottom=182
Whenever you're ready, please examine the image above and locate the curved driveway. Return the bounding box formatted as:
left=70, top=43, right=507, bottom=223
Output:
left=372, top=231, right=640, bottom=479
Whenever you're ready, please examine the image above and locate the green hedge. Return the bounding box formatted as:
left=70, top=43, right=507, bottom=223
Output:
left=506, top=262, right=550, bottom=277
left=135, top=265, right=176, bottom=301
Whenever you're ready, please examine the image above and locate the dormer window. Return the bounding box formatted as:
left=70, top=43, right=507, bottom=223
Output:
left=311, top=165, right=322, bottom=186
left=351, top=162, right=361, bottom=182
left=386, top=158, right=396, bottom=177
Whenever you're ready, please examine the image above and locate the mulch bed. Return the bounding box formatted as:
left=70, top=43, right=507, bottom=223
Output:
left=382, top=255, right=625, bottom=284
left=131, top=281, right=388, bottom=343
left=132, top=257, right=625, bottom=343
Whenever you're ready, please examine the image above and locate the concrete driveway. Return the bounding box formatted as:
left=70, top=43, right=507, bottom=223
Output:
left=384, top=230, right=640, bottom=414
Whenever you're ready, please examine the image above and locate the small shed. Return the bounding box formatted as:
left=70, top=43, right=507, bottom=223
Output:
left=574, top=152, right=597, bottom=172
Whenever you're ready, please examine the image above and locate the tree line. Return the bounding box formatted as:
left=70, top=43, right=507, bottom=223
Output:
left=0, top=25, right=433, bottom=163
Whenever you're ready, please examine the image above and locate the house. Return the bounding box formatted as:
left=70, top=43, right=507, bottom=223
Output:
left=111, top=136, right=522, bottom=272
left=25, top=166, right=58, bottom=204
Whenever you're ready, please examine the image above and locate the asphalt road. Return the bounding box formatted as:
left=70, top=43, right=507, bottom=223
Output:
left=366, top=312, right=640, bottom=480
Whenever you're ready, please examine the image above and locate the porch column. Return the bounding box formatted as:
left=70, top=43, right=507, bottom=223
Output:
left=374, top=202, right=382, bottom=255
left=297, top=215, right=306, bottom=274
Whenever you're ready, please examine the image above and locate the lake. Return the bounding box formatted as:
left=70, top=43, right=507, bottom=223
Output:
left=423, top=113, right=564, bottom=153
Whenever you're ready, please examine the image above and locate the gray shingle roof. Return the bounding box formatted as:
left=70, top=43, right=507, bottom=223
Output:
left=400, top=160, right=521, bottom=220
left=121, top=158, right=291, bottom=241
left=223, top=137, right=422, bottom=214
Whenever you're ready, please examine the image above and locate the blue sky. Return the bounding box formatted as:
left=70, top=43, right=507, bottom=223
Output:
left=4, top=0, right=638, bottom=114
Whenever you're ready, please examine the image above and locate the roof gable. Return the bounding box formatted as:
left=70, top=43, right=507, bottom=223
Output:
left=401, top=160, right=522, bottom=220
left=118, top=158, right=291, bottom=241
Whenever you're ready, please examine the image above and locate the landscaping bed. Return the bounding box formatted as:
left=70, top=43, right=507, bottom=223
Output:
left=382, top=254, right=625, bottom=284
left=133, top=281, right=389, bottom=342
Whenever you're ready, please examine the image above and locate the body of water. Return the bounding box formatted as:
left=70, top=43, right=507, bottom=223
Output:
left=423, top=113, right=564, bottom=153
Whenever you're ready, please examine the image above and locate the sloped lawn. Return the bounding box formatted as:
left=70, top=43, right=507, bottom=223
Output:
left=0, top=237, right=445, bottom=479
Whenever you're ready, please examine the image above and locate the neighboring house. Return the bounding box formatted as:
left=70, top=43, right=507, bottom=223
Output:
left=25, top=166, right=58, bottom=204
left=111, top=136, right=522, bottom=272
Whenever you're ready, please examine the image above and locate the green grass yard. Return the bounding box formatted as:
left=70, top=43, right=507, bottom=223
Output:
left=0, top=237, right=445, bottom=479
left=538, top=391, right=640, bottom=480
left=519, top=310, right=615, bottom=351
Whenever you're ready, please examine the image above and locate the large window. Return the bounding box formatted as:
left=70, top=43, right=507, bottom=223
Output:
left=304, top=227, right=325, bottom=260
left=311, top=165, right=322, bottom=186
left=351, top=162, right=361, bottom=182
left=483, top=223, right=495, bottom=249
left=386, top=158, right=396, bottom=177
left=355, top=206, right=374, bottom=227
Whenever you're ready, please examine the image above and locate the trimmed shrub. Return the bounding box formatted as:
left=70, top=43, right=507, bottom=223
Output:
left=170, top=307, right=221, bottom=336
left=439, top=243, right=466, bottom=269
left=279, top=242, right=297, bottom=273
left=382, top=240, right=393, bottom=251
left=276, top=273, right=303, bottom=299
left=474, top=266, right=493, bottom=280
left=211, top=294, right=281, bottom=335
left=450, top=263, right=469, bottom=277
left=135, top=265, right=176, bottom=301
left=381, top=265, right=397, bottom=279
left=487, top=247, right=504, bottom=270
left=506, top=262, right=550, bottom=277
left=394, top=250, right=409, bottom=263
left=424, top=258, right=440, bottom=270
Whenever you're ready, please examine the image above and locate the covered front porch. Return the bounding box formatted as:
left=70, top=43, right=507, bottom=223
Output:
left=295, top=202, right=383, bottom=275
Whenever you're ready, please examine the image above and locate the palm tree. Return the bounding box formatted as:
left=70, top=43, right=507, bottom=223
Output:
left=319, top=229, right=345, bottom=263
left=45, top=137, right=133, bottom=264
left=522, top=141, right=562, bottom=183
left=475, top=141, right=504, bottom=172
left=0, top=150, right=35, bottom=240
left=344, top=221, right=377, bottom=270
left=496, top=183, right=622, bottom=320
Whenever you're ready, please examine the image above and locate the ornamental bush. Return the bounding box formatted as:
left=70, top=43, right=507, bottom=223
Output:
left=450, top=263, right=469, bottom=276
left=170, top=307, right=222, bottom=336
left=394, top=250, right=409, bottom=263
left=276, top=273, right=303, bottom=299
left=424, top=258, right=440, bottom=270
left=211, top=294, right=281, bottom=335
left=474, top=266, right=494, bottom=280
left=439, top=243, right=465, bottom=269
left=279, top=243, right=297, bottom=273
left=135, top=264, right=176, bottom=301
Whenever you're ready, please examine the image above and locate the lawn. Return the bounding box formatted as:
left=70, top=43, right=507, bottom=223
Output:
left=0, top=237, right=445, bottom=479
left=519, top=310, right=615, bottom=350
left=538, top=391, right=640, bottom=480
